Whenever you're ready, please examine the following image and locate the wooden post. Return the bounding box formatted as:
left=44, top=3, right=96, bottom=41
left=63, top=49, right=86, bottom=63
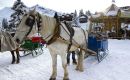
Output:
left=117, top=17, right=119, bottom=37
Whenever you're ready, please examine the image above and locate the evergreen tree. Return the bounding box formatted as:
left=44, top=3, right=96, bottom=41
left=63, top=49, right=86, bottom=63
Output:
left=72, top=10, right=78, bottom=26
left=86, top=10, right=91, bottom=16
left=2, top=18, right=8, bottom=30
left=79, top=9, right=84, bottom=17
left=94, top=11, right=98, bottom=15
left=73, top=10, right=77, bottom=19
left=9, top=0, right=27, bottom=29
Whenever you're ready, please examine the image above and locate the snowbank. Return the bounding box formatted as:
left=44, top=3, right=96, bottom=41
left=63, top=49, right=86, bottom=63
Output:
left=0, top=39, right=130, bottom=80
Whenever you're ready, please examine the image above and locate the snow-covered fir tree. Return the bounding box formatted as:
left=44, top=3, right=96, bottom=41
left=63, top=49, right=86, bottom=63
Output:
left=72, top=10, right=79, bottom=26
left=85, top=10, right=91, bottom=16
left=79, top=9, right=84, bottom=17
left=2, top=18, right=8, bottom=30
left=9, top=0, right=27, bottom=29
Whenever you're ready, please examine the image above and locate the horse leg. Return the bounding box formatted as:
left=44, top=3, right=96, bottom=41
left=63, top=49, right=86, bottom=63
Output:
left=76, top=51, right=80, bottom=70
left=67, top=53, right=70, bottom=65
left=50, top=53, right=57, bottom=80
left=76, top=50, right=84, bottom=72
left=61, top=53, right=69, bottom=80
left=72, top=51, right=77, bottom=65
left=10, top=51, right=15, bottom=64
left=16, top=48, right=20, bottom=64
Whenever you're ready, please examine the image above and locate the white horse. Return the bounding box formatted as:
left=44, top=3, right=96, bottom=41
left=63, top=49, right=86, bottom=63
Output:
left=14, top=9, right=88, bottom=80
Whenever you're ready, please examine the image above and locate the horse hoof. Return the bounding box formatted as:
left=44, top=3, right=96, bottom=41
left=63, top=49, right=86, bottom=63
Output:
left=79, top=69, right=84, bottom=72
left=73, top=62, right=77, bottom=65
left=75, top=67, right=83, bottom=72
left=67, top=63, right=70, bottom=65
left=63, top=78, right=69, bottom=80
left=49, top=78, right=56, bottom=80
left=11, top=61, right=15, bottom=64
left=75, top=67, right=79, bottom=70
left=16, top=61, right=20, bottom=64
left=78, top=68, right=84, bottom=72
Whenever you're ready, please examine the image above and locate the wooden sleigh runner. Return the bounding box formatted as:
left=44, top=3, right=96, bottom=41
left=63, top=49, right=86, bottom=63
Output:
left=88, top=32, right=109, bottom=62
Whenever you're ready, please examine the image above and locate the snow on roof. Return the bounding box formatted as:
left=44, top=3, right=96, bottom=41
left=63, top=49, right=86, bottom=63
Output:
left=92, top=4, right=130, bottom=18
left=104, top=4, right=119, bottom=16
left=106, top=11, right=118, bottom=16
left=120, top=10, right=130, bottom=18
left=92, top=13, right=102, bottom=18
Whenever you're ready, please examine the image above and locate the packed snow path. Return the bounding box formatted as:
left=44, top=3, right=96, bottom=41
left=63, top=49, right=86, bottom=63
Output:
left=0, top=39, right=130, bottom=80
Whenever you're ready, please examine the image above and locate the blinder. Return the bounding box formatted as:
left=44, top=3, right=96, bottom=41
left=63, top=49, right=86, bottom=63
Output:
left=25, top=15, right=35, bottom=27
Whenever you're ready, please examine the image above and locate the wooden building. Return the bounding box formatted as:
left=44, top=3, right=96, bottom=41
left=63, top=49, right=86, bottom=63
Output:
left=91, top=4, right=130, bottom=37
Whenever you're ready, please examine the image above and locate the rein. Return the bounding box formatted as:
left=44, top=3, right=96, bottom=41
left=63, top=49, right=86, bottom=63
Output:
left=25, top=25, right=33, bottom=37
left=47, top=22, right=60, bottom=45
left=60, top=22, right=74, bottom=52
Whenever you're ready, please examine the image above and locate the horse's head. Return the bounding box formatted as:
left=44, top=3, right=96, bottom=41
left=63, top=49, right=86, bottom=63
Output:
left=14, top=8, right=38, bottom=43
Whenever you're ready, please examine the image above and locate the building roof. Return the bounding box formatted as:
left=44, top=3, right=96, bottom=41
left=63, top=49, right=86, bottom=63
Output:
left=120, top=10, right=130, bottom=18
left=91, top=4, right=130, bottom=19
left=104, top=4, right=119, bottom=16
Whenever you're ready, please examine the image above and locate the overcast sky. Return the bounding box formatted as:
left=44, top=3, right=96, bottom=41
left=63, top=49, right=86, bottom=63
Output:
left=0, top=0, right=130, bottom=13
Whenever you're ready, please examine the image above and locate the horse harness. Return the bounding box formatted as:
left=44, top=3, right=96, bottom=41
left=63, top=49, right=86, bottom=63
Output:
left=25, top=12, right=87, bottom=52
left=35, top=13, right=75, bottom=52
left=62, top=21, right=75, bottom=52
left=25, top=14, right=36, bottom=37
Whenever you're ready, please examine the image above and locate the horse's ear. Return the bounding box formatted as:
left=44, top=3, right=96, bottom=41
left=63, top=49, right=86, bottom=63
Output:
left=32, top=7, right=36, bottom=12
left=29, top=7, right=36, bottom=14
left=54, top=12, right=59, bottom=22
left=54, top=12, right=58, bottom=18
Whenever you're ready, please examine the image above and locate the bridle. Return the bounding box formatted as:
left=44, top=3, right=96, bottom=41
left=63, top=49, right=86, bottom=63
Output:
left=16, top=14, right=37, bottom=43
left=25, top=14, right=36, bottom=36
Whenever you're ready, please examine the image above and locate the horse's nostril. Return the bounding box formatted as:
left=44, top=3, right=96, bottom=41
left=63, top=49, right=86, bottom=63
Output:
left=16, top=38, right=20, bottom=43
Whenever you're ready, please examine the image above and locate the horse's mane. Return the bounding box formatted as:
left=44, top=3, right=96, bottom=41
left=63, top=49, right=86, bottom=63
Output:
left=38, top=13, right=57, bottom=41
left=40, top=14, right=57, bottom=28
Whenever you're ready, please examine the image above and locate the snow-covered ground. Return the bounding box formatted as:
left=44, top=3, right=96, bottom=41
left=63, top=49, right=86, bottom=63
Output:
left=0, top=39, right=130, bottom=80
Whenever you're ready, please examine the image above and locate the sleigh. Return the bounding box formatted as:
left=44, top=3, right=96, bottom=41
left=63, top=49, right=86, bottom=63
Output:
left=20, top=37, right=45, bottom=57
left=88, top=32, right=108, bottom=62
